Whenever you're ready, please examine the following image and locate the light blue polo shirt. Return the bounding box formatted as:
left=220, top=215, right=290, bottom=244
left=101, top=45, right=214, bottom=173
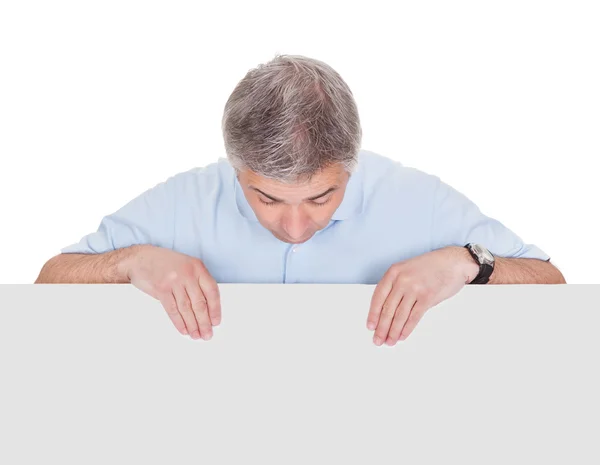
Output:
left=60, top=149, right=551, bottom=284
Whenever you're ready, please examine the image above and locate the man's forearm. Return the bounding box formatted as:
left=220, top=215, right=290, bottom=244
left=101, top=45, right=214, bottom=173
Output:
left=34, top=246, right=140, bottom=284
left=488, top=255, right=566, bottom=284
left=452, top=246, right=566, bottom=284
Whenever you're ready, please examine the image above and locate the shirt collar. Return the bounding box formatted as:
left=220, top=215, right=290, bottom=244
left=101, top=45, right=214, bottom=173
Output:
left=233, top=170, right=259, bottom=222
left=232, top=154, right=364, bottom=223
left=330, top=159, right=364, bottom=220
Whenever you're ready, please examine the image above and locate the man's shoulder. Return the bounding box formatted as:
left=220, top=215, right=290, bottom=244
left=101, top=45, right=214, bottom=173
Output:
left=162, top=157, right=234, bottom=194
left=358, top=149, right=439, bottom=193
left=169, top=157, right=231, bottom=180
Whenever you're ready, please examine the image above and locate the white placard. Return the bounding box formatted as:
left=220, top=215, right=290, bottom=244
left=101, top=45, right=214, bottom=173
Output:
left=1, top=284, right=598, bottom=464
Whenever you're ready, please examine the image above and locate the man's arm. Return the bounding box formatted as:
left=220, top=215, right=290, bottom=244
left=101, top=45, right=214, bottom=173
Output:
left=430, top=175, right=560, bottom=283
left=34, top=246, right=141, bottom=284
left=453, top=246, right=567, bottom=284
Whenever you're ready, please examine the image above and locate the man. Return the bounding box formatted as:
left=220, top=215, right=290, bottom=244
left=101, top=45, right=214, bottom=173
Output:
left=35, top=54, right=566, bottom=346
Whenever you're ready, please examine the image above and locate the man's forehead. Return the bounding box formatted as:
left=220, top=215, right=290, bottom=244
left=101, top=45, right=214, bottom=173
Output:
left=241, top=162, right=343, bottom=182
left=240, top=165, right=345, bottom=188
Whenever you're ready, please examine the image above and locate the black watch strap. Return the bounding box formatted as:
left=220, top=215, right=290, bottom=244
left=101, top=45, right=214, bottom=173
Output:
left=470, top=262, right=494, bottom=284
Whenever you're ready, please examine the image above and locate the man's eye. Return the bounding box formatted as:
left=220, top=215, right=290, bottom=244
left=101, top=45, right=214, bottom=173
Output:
left=312, top=197, right=333, bottom=207
left=259, top=198, right=277, bottom=206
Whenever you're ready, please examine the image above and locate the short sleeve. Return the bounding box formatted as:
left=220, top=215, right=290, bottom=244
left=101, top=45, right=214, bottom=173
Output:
left=430, top=177, right=551, bottom=261
left=60, top=175, right=177, bottom=255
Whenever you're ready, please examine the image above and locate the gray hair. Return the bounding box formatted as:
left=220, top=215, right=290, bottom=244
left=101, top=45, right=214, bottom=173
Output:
left=221, top=54, right=362, bottom=184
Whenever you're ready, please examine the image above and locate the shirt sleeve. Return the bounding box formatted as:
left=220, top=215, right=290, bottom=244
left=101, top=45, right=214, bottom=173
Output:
left=60, top=175, right=177, bottom=255
left=430, top=176, right=551, bottom=261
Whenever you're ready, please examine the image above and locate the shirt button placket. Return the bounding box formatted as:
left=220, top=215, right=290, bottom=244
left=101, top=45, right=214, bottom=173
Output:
left=284, top=244, right=299, bottom=283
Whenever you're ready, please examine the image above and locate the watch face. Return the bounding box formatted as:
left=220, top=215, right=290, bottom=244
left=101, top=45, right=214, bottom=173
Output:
left=480, top=246, right=495, bottom=263
left=482, top=249, right=494, bottom=263
left=472, top=244, right=494, bottom=264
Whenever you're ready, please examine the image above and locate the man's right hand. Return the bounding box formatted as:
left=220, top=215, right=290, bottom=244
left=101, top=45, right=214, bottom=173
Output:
left=124, top=244, right=221, bottom=340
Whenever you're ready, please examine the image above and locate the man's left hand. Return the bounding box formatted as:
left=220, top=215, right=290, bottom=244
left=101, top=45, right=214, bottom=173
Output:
left=367, top=246, right=479, bottom=346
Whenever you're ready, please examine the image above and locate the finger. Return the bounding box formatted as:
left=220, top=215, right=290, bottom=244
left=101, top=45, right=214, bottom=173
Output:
left=198, top=268, right=222, bottom=326
left=399, top=300, right=428, bottom=341
left=159, top=292, right=188, bottom=336
left=185, top=281, right=213, bottom=340
left=367, top=272, right=394, bottom=330
left=172, top=285, right=200, bottom=340
left=386, top=296, right=418, bottom=345
left=373, top=285, right=404, bottom=346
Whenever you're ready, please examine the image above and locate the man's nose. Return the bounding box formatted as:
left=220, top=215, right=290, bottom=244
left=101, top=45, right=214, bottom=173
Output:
left=282, top=207, right=309, bottom=239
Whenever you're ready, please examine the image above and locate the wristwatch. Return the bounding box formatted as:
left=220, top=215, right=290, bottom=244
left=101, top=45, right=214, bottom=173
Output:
left=464, top=243, right=495, bottom=284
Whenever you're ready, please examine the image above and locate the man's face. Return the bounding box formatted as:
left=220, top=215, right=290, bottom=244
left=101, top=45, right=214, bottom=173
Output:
left=237, top=163, right=350, bottom=244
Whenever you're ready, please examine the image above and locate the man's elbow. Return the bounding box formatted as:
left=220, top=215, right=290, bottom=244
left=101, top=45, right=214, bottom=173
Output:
left=34, top=255, right=61, bottom=283
left=34, top=260, right=51, bottom=283
left=548, top=260, right=567, bottom=284
left=555, top=270, right=567, bottom=284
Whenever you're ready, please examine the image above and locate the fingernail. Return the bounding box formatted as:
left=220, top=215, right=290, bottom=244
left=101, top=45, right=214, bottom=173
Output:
left=374, top=336, right=382, bottom=345
left=203, top=332, right=212, bottom=340
left=367, top=322, right=375, bottom=330
left=182, top=328, right=188, bottom=335
left=191, top=330, right=200, bottom=339
left=385, top=338, right=394, bottom=346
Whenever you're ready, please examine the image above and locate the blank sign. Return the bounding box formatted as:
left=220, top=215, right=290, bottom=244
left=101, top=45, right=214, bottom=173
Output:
left=1, top=284, right=598, bottom=464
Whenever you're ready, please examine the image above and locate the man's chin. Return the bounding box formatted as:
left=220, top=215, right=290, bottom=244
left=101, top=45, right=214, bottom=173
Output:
left=272, top=232, right=312, bottom=244
left=284, top=238, right=309, bottom=244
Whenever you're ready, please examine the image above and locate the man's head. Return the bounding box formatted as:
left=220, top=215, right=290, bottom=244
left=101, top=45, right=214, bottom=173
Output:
left=221, top=54, right=362, bottom=243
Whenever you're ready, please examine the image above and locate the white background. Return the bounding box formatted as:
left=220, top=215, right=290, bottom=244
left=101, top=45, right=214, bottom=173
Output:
left=1, top=0, right=598, bottom=284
